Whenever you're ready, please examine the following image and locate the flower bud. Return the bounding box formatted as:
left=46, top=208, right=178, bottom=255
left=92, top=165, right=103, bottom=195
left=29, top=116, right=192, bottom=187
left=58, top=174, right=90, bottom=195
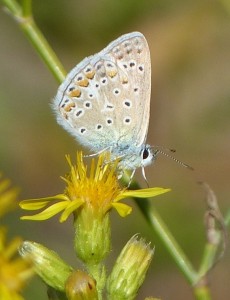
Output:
left=65, top=270, right=98, bottom=300
left=19, top=241, right=73, bottom=291
left=107, top=235, right=154, bottom=300
left=74, top=210, right=111, bottom=264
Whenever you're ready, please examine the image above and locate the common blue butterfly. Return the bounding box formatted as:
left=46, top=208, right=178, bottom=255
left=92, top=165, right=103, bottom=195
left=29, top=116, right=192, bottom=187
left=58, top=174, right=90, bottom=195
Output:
left=53, top=32, right=158, bottom=176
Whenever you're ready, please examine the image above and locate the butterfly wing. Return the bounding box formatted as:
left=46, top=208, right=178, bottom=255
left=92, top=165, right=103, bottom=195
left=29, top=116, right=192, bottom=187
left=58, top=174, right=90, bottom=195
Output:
left=53, top=32, right=151, bottom=153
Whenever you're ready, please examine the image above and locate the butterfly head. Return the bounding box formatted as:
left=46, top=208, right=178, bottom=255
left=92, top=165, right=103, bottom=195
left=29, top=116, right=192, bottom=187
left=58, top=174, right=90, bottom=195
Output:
left=140, top=145, right=157, bottom=167
left=113, top=144, right=158, bottom=184
left=113, top=144, right=157, bottom=171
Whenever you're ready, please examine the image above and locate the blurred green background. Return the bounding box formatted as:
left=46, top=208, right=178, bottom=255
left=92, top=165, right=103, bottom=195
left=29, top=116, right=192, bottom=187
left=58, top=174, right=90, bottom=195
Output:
left=0, top=0, right=230, bottom=299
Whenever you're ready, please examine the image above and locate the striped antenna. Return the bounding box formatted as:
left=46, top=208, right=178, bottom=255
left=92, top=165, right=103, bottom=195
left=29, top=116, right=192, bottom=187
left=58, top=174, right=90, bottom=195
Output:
left=151, top=146, right=194, bottom=170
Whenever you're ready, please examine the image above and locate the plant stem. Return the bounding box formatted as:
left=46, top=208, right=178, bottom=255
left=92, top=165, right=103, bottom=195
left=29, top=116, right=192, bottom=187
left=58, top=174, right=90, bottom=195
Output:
left=22, top=0, right=31, bottom=17
left=2, top=0, right=66, bottom=83
left=137, top=197, right=198, bottom=284
left=2, top=0, right=21, bottom=14
left=225, top=208, right=230, bottom=226
left=198, top=243, right=219, bottom=278
left=194, top=284, right=212, bottom=300
left=86, top=263, right=105, bottom=300
left=125, top=176, right=198, bottom=285
left=126, top=176, right=214, bottom=300
left=134, top=194, right=215, bottom=300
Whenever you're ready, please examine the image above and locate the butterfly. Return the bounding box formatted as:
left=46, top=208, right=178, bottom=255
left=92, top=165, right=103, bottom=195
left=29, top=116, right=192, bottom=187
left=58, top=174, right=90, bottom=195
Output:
left=53, top=32, right=159, bottom=178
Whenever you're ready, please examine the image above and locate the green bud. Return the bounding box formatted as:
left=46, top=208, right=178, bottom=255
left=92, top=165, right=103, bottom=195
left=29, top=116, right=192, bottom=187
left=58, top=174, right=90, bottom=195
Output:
left=107, top=235, right=154, bottom=300
left=19, top=241, right=73, bottom=291
left=74, top=209, right=111, bottom=264
left=65, top=270, right=98, bottom=300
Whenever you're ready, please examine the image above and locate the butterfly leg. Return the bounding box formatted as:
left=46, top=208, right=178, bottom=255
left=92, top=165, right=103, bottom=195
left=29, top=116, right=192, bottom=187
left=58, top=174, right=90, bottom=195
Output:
left=83, top=146, right=111, bottom=158
left=126, top=169, right=136, bottom=187
left=141, top=166, right=149, bottom=187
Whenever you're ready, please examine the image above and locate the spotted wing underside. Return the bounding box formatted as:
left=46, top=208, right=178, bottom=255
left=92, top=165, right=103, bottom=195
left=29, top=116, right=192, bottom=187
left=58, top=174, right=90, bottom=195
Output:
left=53, top=32, right=151, bottom=153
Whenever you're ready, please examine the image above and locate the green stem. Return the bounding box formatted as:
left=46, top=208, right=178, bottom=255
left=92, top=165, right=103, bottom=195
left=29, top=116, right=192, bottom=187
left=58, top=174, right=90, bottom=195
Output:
left=20, top=17, right=66, bottom=83
left=22, top=0, right=31, bottom=17
left=129, top=179, right=219, bottom=299
left=192, top=242, right=218, bottom=300
left=2, top=0, right=66, bottom=83
left=225, top=208, right=230, bottom=226
left=125, top=176, right=199, bottom=285
left=86, top=263, right=105, bottom=300
left=136, top=197, right=198, bottom=284
left=1, top=0, right=21, bottom=14
left=198, top=243, right=219, bottom=278
left=194, top=284, right=212, bottom=300
left=134, top=192, right=214, bottom=300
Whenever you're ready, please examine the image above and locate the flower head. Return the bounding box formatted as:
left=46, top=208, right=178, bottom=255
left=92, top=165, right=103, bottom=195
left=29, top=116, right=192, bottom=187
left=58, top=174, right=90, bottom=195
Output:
left=0, top=173, right=18, bottom=218
left=19, top=152, right=170, bottom=222
left=0, top=175, right=34, bottom=300
left=0, top=231, right=34, bottom=300
left=20, top=152, right=170, bottom=222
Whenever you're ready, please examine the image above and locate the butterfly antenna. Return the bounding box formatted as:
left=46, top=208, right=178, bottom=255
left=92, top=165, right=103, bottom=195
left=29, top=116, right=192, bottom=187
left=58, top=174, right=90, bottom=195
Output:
left=152, top=147, right=194, bottom=170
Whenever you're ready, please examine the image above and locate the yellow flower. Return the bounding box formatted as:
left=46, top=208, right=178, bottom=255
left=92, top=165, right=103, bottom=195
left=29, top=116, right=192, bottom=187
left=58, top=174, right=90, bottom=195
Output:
left=0, top=173, right=18, bottom=218
left=0, top=175, right=33, bottom=300
left=20, top=152, right=170, bottom=223
left=0, top=228, right=34, bottom=300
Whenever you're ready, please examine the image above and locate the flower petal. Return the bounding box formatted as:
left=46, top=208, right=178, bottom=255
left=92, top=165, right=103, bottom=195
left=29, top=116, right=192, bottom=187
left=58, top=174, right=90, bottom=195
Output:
left=20, top=201, right=68, bottom=221
left=59, top=199, right=85, bottom=222
left=112, top=202, right=132, bottom=217
left=19, top=194, right=69, bottom=210
left=115, top=187, right=171, bottom=202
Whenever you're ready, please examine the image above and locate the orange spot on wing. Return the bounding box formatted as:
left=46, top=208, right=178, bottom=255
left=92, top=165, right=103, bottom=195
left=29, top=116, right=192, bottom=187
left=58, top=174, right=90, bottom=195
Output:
left=77, top=78, right=89, bottom=87
left=107, top=70, right=118, bottom=78
left=63, top=113, right=68, bottom=119
left=121, top=77, right=128, bottom=84
left=63, top=102, right=76, bottom=112
left=85, top=70, right=95, bottom=79
left=69, top=89, right=81, bottom=98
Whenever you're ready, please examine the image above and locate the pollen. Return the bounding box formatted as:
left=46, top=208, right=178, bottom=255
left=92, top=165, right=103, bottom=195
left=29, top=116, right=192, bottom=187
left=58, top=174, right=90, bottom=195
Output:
left=64, top=152, right=122, bottom=214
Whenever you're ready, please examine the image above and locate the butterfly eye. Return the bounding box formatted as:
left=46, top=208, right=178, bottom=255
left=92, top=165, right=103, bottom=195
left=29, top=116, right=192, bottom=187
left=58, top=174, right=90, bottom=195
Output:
left=142, top=148, right=150, bottom=160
